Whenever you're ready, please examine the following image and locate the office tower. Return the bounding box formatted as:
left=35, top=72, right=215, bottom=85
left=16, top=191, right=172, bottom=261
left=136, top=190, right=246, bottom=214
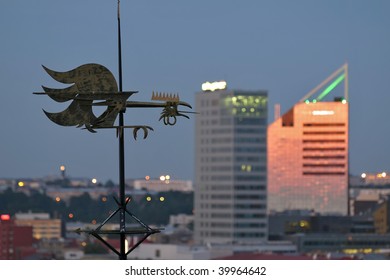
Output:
left=194, top=81, right=268, bottom=245
left=14, top=212, right=62, bottom=240
left=268, top=64, right=349, bottom=215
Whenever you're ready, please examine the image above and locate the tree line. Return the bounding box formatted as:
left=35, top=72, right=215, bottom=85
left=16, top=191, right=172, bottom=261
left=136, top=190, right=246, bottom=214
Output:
left=0, top=188, right=193, bottom=226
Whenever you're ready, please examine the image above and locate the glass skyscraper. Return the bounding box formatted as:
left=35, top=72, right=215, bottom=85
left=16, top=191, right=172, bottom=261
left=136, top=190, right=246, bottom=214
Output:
left=194, top=84, right=268, bottom=245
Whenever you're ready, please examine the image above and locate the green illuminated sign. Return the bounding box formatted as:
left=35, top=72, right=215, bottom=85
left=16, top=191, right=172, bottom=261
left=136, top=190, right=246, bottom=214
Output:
left=316, top=74, right=345, bottom=101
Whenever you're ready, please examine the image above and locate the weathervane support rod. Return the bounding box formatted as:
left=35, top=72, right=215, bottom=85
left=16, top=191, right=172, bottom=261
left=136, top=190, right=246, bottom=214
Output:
left=117, top=0, right=127, bottom=260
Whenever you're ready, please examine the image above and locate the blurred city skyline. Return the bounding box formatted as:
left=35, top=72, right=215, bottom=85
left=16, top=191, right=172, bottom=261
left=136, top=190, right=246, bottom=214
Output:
left=1, top=1, right=389, bottom=182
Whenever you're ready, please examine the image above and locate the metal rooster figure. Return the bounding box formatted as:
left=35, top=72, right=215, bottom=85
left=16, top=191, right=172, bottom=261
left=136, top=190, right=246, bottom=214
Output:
left=33, top=1, right=195, bottom=260
left=34, top=63, right=193, bottom=136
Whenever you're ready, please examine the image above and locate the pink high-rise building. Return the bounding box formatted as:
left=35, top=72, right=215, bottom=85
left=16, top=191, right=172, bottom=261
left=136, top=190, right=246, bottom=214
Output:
left=268, top=64, right=349, bottom=215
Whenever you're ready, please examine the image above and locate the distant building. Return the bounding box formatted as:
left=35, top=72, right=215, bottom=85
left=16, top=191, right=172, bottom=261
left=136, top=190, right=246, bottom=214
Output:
left=194, top=82, right=268, bottom=245
left=0, top=214, right=34, bottom=259
left=268, top=64, right=349, bottom=215
left=131, top=178, right=193, bottom=193
left=216, top=252, right=310, bottom=260
left=14, top=212, right=62, bottom=240
left=152, top=225, right=193, bottom=245
left=358, top=172, right=390, bottom=186
left=349, top=173, right=390, bottom=215
left=63, top=249, right=85, bottom=260
left=268, top=210, right=374, bottom=241
left=129, top=243, right=211, bottom=260
left=169, top=214, right=194, bottom=227
left=45, top=187, right=111, bottom=203
left=290, top=233, right=390, bottom=255
left=0, top=179, right=9, bottom=188
left=373, top=195, right=390, bottom=234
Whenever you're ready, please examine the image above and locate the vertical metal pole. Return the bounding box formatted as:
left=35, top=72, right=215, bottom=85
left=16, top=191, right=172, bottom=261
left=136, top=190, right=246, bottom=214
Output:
left=117, top=0, right=127, bottom=260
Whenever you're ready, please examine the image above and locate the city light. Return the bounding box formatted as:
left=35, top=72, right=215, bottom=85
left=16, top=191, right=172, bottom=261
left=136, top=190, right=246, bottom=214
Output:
left=60, top=165, right=66, bottom=171
left=0, top=214, right=10, bottom=221
left=55, top=197, right=61, bottom=202
left=299, top=220, right=309, bottom=228
left=91, top=178, right=97, bottom=184
left=146, top=196, right=152, bottom=202
left=18, top=181, right=25, bottom=187
left=201, top=80, right=227, bottom=92
left=382, top=172, right=387, bottom=177
left=68, top=213, right=74, bottom=219
left=159, top=175, right=171, bottom=182
left=224, top=95, right=266, bottom=117
left=159, top=196, right=165, bottom=202
left=361, top=173, right=367, bottom=179
left=312, top=110, right=335, bottom=116
left=145, top=175, right=150, bottom=181
left=241, top=164, right=252, bottom=172
left=101, top=197, right=107, bottom=202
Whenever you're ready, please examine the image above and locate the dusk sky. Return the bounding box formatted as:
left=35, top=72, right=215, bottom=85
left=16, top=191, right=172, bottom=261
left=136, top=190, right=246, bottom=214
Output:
left=1, top=1, right=389, bottom=183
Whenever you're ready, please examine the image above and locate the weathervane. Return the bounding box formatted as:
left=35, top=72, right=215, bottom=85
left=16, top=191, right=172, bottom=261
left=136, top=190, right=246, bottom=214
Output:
left=34, top=63, right=192, bottom=136
left=33, top=1, right=194, bottom=260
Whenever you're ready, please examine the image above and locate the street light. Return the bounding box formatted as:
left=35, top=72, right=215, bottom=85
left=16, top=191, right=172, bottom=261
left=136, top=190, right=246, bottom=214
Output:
left=60, top=165, right=66, bottom=178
